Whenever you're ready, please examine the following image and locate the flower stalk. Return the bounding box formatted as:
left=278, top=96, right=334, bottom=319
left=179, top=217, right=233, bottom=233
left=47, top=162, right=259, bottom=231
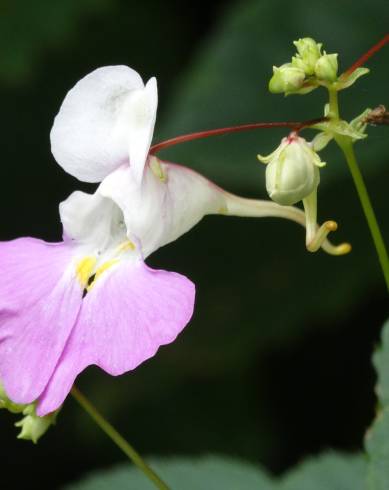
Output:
left=150, top=118, right=327, bottom=154
left=71, top=387, right=170, bottom=490
left=328, top=88, right=389, bottom=292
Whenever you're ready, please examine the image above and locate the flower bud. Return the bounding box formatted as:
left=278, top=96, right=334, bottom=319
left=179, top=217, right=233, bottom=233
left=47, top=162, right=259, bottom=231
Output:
left=258, top=134, right=324, bottom=206
left=1, top=380, right=58, bottom=442
left=315, top=53, right=338, bottom=82
left=269, top=63, right=305, bottom=94
left=293, top=38, right=322, bottom=75
left=15, top=405, right=58, bottom=444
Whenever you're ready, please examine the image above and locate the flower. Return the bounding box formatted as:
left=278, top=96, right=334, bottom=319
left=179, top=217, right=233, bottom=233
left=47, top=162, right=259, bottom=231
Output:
left=0, top=66, right=345, bottom=418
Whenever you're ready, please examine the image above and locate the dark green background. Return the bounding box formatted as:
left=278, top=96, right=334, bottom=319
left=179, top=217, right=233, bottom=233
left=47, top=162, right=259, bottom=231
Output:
left=0, top=0, right=388, bottom=488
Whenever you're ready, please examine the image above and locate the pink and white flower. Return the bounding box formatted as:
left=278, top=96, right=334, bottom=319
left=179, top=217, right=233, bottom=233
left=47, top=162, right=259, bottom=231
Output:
left=0, top=66, right=344, bottom=417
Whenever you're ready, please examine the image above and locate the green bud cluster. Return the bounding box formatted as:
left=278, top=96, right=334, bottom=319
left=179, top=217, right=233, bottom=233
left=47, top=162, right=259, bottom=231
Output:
left=0, top=381, right=59, bottom=443
left=269, top=37, right=339, bottom=95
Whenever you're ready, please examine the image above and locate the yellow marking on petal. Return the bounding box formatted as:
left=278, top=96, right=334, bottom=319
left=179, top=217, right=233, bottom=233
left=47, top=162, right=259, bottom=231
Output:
left=117, top=240, right=136, bottom=254
left=88, top=259, right=119, bottom=291
left=76, top=257, right=97, bottom=288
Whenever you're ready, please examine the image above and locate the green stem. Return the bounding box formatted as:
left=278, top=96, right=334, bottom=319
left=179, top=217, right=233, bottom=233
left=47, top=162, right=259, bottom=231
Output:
left=337, top=140, right=389, bottom=291
left=328, top=88, right=389, bottom=292
left=71, top=387, right=170, bottom=490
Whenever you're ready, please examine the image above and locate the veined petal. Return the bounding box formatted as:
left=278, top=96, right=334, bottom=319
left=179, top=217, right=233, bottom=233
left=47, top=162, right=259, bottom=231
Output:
left=98, top=157, right=226, bottom=258
left=37, top=260, right=195, bottom=415
left=0, top=239, right=82, bottom=404
left=50, top=66, right=157, bottom=183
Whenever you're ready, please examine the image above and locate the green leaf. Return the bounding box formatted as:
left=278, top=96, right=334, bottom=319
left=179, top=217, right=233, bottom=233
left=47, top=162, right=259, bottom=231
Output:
left=280, top=452, right=366, bottom=490
left=365, top=408, right=389, bottom=490
left=365, top=319, right=389, bottom=490
left=64, top=452, right=366, bottom=489
left=372, top=319, right=389, bottom=407
left=63, top=456, right=274, bottom=490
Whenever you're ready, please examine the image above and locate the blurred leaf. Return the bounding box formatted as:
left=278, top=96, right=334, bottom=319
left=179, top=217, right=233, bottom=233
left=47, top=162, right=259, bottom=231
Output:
left=365, top=319, right=389, bottom=490
left=280, top=452, right=366, bottom=490
left=365, top=408, right=389, bottom=490
left=0, top=0, right=113, bottom=84
left=372, top=318, right=389, bottom=407
left=64, top=456, right=274, bottom=490
left=64, top=452, right=365, bottom=489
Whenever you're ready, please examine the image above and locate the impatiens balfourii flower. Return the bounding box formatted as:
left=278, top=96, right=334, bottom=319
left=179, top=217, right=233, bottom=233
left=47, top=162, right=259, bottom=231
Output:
left=0, top=66, right=347, bottom=422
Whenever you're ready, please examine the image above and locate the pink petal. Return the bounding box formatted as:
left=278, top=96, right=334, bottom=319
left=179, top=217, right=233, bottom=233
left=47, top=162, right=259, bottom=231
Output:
left=0, top=238, right=82, bottom=404
left=37, top=260, right=195, bottom=415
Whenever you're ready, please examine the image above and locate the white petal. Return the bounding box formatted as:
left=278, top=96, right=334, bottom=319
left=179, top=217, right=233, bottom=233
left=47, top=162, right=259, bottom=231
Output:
left=123, top=77, right=158, bottom=184
left=50, top=66, right=157, bottom=183
left=60, top=190, right=126, bottom=251
left=98, top=157, right=226, bottom=258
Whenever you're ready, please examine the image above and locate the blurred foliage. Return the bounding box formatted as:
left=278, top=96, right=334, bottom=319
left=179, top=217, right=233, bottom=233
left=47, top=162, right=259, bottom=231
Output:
left=0, top=0, right=388, bottom=489
left=65, top=452, right=365, bottom=489
left=365, top=319, right=389, bottom=490
left=0, top=0, right=113, bottom=84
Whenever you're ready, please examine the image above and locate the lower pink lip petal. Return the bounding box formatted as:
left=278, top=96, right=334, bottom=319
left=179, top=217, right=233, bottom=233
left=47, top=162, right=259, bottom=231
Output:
left=37, top=260, right=195, bottom=416
left=0, top=238, right=83, bottom=405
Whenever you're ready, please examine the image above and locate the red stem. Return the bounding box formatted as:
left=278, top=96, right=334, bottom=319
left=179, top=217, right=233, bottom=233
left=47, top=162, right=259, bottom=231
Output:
left=150, top=117, right=326, bottom=154
left=342, top=33, right=389, bottom=77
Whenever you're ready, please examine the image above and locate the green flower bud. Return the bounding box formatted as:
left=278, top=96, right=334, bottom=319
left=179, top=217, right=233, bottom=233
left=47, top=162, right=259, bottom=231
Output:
left=269, top=63, right=305, bottom=94
left=15, top=405, right=58, bottom=444
left=293, top=38, right=322, bottom=75
left=315, top=53, right=338, bottom=82
left=0, top=380, right=59, bottom=443
left=258, top=134, right=324, bottom=206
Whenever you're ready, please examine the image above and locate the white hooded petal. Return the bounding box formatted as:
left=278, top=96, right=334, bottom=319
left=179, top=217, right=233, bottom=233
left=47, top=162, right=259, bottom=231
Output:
left=98, top=157, right=226, bottom=258
left=60, top=190, right=126, bottom=252
left=121, top=77, right=158, bottom=185
left=50, top=66, right=157, bottom=183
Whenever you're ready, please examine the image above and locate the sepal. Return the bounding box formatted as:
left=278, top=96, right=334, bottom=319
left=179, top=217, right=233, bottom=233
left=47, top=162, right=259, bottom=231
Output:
left=335, top=67, right=370, bottom=91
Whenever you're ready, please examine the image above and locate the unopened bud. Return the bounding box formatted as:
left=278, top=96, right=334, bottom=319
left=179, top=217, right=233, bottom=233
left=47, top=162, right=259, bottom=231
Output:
left=258, top=134, right=324, bottom=206
left=293, top=38, right=322, bottom=75
left=15, top=405, right=58, bottom=444
left=315, top=53, right=338, bottom=82
left=0, top=380, right=59, bottom=443
left=269, top=64, right=305, bottom=94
